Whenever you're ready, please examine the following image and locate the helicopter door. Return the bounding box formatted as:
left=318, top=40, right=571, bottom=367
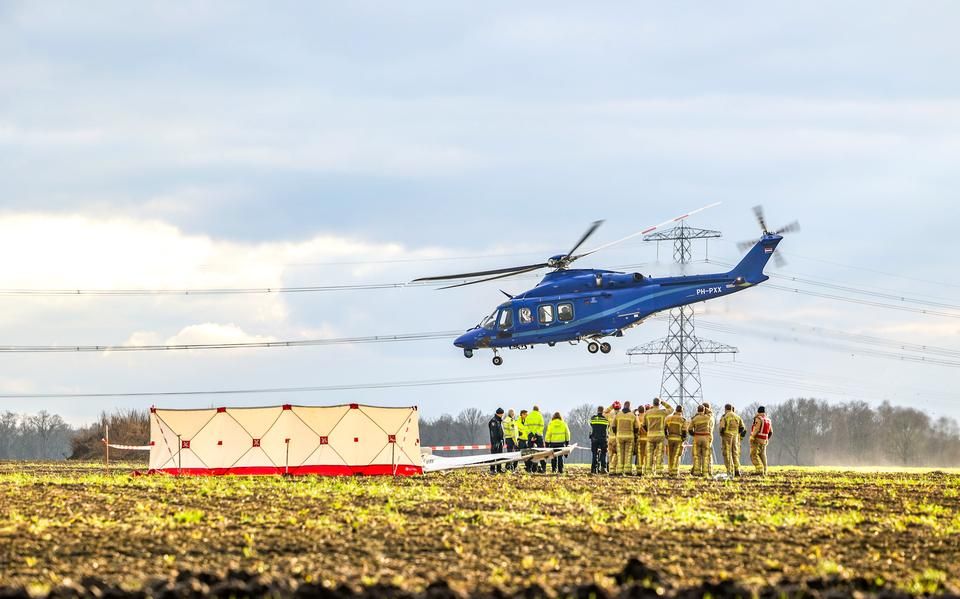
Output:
left=496, top=308, right=513, bottom=338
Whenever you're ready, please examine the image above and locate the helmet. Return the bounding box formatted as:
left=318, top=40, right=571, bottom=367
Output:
left=612, top=401, right=622, bottom=410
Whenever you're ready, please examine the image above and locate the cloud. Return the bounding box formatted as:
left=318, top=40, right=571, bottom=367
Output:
left=164, top=323, right=275, bottom=345
left=872, top=321, right=960, bottom=339
left=0, top=212, right=454, bottom=292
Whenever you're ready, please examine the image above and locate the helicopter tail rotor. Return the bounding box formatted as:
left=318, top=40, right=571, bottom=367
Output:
left=737, top=205, right=800, bottom=268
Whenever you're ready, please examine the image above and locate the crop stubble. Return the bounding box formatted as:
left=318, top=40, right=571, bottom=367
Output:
left=0, top=463, right=958, bottom=595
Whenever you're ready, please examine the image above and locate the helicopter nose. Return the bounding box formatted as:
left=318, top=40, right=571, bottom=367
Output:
left=454, top=331, right=477, bottom=349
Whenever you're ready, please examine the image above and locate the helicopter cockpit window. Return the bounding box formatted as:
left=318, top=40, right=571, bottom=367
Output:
left=557, top=302, right=574, bottom=321
left=518, top=307, right=533, bottom=324
left=498, top=309, right=513, bottom=331
left=481, top=311, right=497, bottom=330
left=538, top=304, right=554, bottom=324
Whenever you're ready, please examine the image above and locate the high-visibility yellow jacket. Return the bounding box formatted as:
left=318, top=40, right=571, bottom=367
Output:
left=665, top=413, right=687, bottom=441
left=614, top=411, right=638, bottom=438
left=690, top=413, right=714, bottom=437
left=545, top=419, right=571, bottom=444
left=604, top=407, right=617, bottom=436
left=637, top=413, right=647, bottom=442
left=643, top=403, right=674, bottom=439
left=719, top=411, right=744, bottom=437
left=517, top=418, right=528, bottom=441
left=525, top=410, right=545, bottom=437
left=503, top=416, right=519, bottom=442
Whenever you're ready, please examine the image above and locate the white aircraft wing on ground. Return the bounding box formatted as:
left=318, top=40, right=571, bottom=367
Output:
left=422, top=444, right=578, bottom=473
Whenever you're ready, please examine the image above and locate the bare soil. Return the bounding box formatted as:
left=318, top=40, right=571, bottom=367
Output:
left=0, top=463, right=958, bottom=597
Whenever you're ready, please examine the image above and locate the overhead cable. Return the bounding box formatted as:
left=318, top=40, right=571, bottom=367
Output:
left=0, top=363, right=651, bottom=399
left=0, top=330, right=461, bottom=353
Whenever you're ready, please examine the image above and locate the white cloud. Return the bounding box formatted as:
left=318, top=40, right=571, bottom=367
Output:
left=164, top=323, right=275, bottom=345
left=0, top=212, right=452, bottom=292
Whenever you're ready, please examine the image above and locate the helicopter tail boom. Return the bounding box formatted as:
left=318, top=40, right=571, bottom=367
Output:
left=727, top=234, right=783, bottom=283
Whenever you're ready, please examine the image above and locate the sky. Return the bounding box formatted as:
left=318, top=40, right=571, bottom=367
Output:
left=1, top=1, right=959, bottom=427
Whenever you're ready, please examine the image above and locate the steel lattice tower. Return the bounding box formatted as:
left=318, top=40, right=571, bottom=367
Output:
left=626, top=222, right=737, bottom=415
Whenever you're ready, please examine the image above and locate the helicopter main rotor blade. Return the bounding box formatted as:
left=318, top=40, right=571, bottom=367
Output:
left=775, top=220, right=801, bottom=235
left=563, top=220, right=604, bottom=260
left=573, top=202, right=722, bottom=261
left=438, top=265, right=547, bottom=290
left=411, top=262, right=549, bottom=283
left=753, top=205, right=768, bottom=233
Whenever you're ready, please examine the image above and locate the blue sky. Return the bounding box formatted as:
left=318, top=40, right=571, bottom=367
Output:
left=1, top=2, right=959, bottom=426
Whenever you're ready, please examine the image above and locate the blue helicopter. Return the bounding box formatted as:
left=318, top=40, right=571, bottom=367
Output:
left=414, top=205, right=799, bottom=365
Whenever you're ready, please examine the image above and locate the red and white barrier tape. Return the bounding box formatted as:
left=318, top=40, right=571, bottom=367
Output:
left=101, top=439, right=151, bottom=451
left=425, top=444, right=491, bottom=451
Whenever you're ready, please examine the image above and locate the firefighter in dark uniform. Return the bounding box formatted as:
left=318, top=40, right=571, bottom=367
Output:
left=589, top=406, right=609, bottom=474
left=488, top=408, right=505, bottom=474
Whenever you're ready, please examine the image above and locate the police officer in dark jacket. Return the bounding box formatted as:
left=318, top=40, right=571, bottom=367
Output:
left=589, top=406, right=609, bottom=474
left=488, top=408, right=505, bottom=473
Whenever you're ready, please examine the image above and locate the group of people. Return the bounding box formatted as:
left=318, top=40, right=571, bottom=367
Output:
left=589, top=400, right=773, bottom=477
left=487, top=406, right=572, bottom=474
left=484, top=400, right=773, bottom=477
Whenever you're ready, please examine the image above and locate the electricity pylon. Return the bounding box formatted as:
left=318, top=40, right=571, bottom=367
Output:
left=626, top=222, right=737, bottom=415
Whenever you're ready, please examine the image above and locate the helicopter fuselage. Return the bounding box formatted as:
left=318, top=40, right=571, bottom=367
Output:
left=454, top=234, right=782, bottom=356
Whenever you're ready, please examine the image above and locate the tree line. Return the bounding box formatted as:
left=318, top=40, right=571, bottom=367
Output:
left=2, top=399, right=959, bottom=467
left=421, top=399, right=960, bottom=467
left=0, top=411, right=73, bottom=459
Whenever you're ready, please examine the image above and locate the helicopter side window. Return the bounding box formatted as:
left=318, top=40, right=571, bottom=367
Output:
left=498, top=309, right=513, bottom=331
left=538, top=304, right=554, bottom=324
left=557, top=302, right=574, bottom=322
left=518, top=307, right=533, bottom=325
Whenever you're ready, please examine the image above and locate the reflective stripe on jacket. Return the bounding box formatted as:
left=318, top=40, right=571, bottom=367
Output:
left=690, top=414, right=713, bottom=436
left=503, top=416, right=518, bottom=442
left=525, top=410, right=545, bottom=437
left=590, top=414, right=608, bottom=442
left=719, top=412, right=744, bottom=436
left=545, top=419, right=571, bottom=444
left=665, top=414, right=687, bottom=440
left=643, top=405, right=672, bottom=439
left=752, top=416, right=773, bottom=441
left=614, top=412, right=637, bottom=437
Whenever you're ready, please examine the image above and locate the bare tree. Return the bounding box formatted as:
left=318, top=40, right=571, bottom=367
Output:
left=880, top=402, right=929, bottom=466
left=767, top=399, right=817, bottom=465
left=566, top=403, right=595, bottom=464
left=0, top=411, right=19, bottom=458
left=455, top=408, right=487, bottom=444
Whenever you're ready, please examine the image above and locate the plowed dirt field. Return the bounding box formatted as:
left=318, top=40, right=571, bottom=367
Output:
left=0, top=463, right=958, bottom=597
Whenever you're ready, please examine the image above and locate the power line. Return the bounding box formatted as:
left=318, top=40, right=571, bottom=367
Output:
left=0, top=363, right=652, bottom=399
left=0, top=282, right=420, bottom=296
left=761, top=284, right=960, bottom=319
left=0, top=330, right=461, bottom=353
left=695, top=319, right=960, bottom=368
left=713, top=360, right=958, bottom=401
left=707, top=258, right=960, bottom=311
left=0, top=260, right=657, bottom=297
left=705, top=318, right=960, bottom=359
left=777, top=250, right=960, bottom=292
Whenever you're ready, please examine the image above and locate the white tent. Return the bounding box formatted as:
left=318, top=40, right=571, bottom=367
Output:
left=148, top=403, right=422, bottom=476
